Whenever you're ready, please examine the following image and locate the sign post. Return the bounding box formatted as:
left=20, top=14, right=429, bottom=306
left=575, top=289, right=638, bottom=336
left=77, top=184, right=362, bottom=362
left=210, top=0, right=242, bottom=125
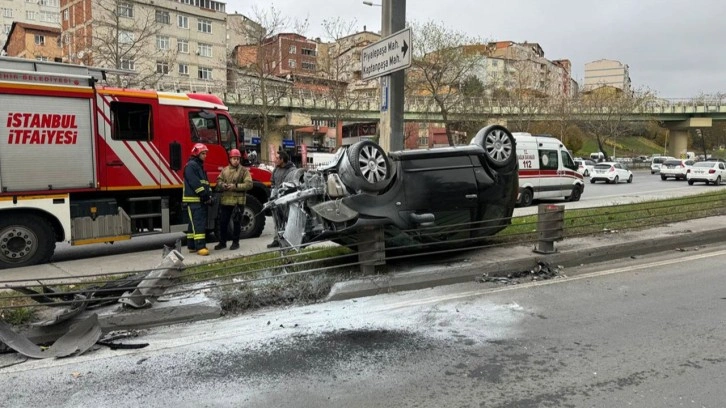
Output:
left=360, top=27, right=412, bottom=81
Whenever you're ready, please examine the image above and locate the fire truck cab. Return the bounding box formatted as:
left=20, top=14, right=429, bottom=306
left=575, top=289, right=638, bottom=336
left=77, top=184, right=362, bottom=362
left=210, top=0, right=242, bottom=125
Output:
left=0, top=56, right=271, bottom=269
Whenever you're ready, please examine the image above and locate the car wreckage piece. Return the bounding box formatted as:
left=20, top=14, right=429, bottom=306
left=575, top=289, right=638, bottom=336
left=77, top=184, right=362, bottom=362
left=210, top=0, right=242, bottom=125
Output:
left=0, top=313, right=101, bottom=359
left=265, top=125, right=519, bottom=253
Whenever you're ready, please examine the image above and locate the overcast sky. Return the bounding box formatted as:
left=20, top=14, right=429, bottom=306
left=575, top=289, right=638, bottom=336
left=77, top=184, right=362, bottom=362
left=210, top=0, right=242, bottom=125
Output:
left=226, top=0, right=724, bottom=99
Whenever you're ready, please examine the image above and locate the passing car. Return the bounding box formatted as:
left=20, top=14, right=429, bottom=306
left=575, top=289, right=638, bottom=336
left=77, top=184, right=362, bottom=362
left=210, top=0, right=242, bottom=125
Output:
left=264, top=125, right=519, bottom=252
left=687, top=161, right=726, bottom=185
left=574, top=159, right=596, bottom=177
left=590, top=162, right=633, bottom=184
left=650, top=156, right=675, bottom=174
left=660, top=159, right=694, bottom=181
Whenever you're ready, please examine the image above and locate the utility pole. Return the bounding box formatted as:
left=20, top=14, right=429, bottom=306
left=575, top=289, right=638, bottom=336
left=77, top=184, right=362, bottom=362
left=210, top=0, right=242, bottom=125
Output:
left=378, top=0, right=406, bottom=152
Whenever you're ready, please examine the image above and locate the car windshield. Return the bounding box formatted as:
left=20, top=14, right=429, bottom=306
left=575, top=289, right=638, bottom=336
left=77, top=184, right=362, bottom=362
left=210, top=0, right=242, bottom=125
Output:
left=594, top=164, right=612, bottom=169
left=693, top=162, right=714, bottom=168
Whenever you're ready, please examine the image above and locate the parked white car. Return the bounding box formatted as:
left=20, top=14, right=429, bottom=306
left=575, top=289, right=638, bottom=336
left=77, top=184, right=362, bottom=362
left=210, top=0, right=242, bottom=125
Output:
left=590, top=162, right=633, bottom=184
left=660, top=159, right=694, bottom=181
left=687, top=161, right=726, bottom=185
left=574, top=159, right=596, bottom=177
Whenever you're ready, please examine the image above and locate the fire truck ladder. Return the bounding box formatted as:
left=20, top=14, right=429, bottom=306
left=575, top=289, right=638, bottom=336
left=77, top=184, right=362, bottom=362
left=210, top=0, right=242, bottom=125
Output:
left=0, top=56, right=135, bottom=84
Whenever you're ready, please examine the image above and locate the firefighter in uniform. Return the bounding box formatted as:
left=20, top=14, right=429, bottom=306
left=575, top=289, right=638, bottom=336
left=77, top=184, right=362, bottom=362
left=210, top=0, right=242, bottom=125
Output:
left=214, top=149, right=253, bottom=251
left=183, top=143, right=213, bottom=256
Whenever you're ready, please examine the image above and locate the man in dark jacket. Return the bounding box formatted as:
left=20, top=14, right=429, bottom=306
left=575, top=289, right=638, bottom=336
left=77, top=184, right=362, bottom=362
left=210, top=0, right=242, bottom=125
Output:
left=183, top=143, right=213, bottom=256
left=267, top=150, right=295, bottom=248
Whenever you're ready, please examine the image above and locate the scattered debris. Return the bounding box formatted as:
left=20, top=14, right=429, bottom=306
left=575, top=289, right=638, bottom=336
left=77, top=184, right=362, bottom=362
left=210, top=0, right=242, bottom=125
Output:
left=477, top=260, right=565, bottom=285
left=0, top=314, right=101, bottom=359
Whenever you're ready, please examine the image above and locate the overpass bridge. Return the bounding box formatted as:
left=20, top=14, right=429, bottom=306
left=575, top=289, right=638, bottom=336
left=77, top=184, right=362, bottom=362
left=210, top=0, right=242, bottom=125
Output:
left=218, top=91, right=726, bottom=157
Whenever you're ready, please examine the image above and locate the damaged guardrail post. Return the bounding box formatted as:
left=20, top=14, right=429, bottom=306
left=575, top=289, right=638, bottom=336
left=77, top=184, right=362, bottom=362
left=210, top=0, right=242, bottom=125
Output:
left=534, top=204, right=564, bottom=254
left=358, top=226, right=386, bottom=274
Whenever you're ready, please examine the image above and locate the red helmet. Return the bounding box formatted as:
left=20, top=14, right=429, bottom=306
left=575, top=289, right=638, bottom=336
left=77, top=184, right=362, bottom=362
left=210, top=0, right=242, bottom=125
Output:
left=229, top=149, right=242, bottom=158
left=191, top=143, right=208, bottom=156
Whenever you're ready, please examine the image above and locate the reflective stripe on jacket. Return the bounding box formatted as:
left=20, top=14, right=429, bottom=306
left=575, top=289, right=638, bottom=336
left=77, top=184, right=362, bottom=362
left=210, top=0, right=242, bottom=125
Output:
left=216, top=165, right=252, bottom=206
left=183, top=156, right=210, bottom=203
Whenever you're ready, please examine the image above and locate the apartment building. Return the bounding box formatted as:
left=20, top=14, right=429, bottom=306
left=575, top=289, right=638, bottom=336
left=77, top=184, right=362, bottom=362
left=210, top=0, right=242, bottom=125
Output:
left=583, top=59, right=631, bottom=92
left=0, top=0, right=60, bottom=52
left=60, top=0, right=228, bottom=92
left=2, top=22, right=62, bottom=61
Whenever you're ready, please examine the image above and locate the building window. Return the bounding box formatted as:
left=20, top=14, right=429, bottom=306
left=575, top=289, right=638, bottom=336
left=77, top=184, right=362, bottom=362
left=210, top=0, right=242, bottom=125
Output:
left=178, top=15, right=189, bottom=29
left=118, top=2, right=133, bottom=18
left=177, top=39, right=189, bottom=54
left=288, top=59, right=296, bottom=68
left=120, top=59, right=135, bottom=70
left=198, top=67, right=212, bottom=80
left=178, top=63, right=189, bottom=76
left=197, top=18, right=212, bottom=33
left=156, top=61, right=169, bottom=74
left=301, top=48, right=316, bottom=56
left=197, top=43, right=212, bottom=57
left=35, top=56, right=49, bottom=61
left=302, top=61, right=315, bottom=71
left=155, top=10, right=170, bottom=24
left=35, top=35, right=45, bottom=45
left=39, top=11, right=60, bottom=23
left=289, top=45, right=296, bottom=54
left=39, top=0, right=59, bottom=6
left=62, top=9, right=68, bottom=21
left=118, top=30, right=134, bottom=44
left=156, top=36, right=169, bottom=50
left=2, top=8, right=13, bottom=18
left=26, top=11, right=37, bottom=20
left=2, top=25, right=10, bottom=35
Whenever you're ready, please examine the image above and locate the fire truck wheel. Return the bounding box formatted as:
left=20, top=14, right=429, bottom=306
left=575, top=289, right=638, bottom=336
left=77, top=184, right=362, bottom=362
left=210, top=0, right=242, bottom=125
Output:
left=237, top=195, right=266, bottom=239
left=0, top=215, right=55, bottom=269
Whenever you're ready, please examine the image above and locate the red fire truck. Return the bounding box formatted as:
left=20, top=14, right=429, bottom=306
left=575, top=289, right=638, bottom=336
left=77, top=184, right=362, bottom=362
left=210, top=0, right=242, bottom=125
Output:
left=0, top=57, right=271, bottom=269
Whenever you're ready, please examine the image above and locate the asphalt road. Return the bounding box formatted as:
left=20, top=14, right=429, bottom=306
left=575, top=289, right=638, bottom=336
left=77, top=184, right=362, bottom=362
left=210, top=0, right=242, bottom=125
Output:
left=3, top=243, right=725, bottom=407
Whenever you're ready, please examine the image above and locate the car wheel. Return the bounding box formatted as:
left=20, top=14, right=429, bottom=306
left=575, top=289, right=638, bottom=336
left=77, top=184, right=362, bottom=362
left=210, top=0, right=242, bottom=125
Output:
left=688, top=180, right=694, bottom=185
left=627, top=174, right=633, bottom=183
left=584, top=170, right=589, bottom=177
left=716, top=176, right=722, bottom=186
left=614, top=176, right=619, bottom=184
left=340, top=140, right=394, bottom=193
left=590, top=178, right=596, bottom=184
left=0, top=214, right=55, bottom=269
left=519, top=188, right=534, bottom=207
left=475, top=125, right=515, bottom=169
left=660, top=175, right=667, bottom=181
left=568, top=185, right=582, bottom=202
left=284, top=168, right=307, bottom=186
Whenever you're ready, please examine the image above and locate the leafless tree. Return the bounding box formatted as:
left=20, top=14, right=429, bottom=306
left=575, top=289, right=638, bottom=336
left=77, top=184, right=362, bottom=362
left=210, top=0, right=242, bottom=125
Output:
left=578, top=87, right=656, bottom=160
left=228, top=5, right=308, bottom=162
left=87, top=0, right=172, bottom=88
left=407, top=20, right=483, bottom=146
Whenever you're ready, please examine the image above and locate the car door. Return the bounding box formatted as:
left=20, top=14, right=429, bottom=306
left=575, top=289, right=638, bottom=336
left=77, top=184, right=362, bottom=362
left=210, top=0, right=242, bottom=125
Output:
left=615, top=163, right=628, bottom=182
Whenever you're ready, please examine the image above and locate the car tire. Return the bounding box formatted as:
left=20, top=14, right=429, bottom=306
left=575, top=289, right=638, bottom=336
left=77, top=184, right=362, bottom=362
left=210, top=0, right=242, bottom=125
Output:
left=284, top=168, right=307, bottom=186
left=688, top=180, right=694, bottom=185
left=568, top=185, right=582, bottom=202
left=660, top=175, right=667, bottom=181
left=474, top=125, right=516, bottom=169
left=519, top=188, right=534, bottom=207
left=0, top=214, right=55, bottom=269
left=590, top=178, right=596, bottom=184
left=340, top=140, right=394, bottom=193
left=716, top=176, right=722, bottom=186
left=627, top=174, right=633, bottom=183
left=614, top=176, right=619, bottom=184
left=584, top=170, right=589, bottom=177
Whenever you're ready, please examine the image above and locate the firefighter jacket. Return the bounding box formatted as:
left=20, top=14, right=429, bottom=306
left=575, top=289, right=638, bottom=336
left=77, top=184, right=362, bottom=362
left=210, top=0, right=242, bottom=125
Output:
left=216, top=164, right=252, bottom=206
left=183, top=156, right=211, bottom=203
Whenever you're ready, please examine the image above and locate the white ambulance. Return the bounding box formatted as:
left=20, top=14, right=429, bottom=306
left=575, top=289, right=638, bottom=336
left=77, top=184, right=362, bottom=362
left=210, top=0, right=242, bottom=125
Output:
left=514, top=133, right=584, bottom=207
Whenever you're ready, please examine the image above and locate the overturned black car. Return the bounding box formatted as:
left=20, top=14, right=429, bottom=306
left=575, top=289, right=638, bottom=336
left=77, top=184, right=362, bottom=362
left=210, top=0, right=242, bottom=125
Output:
left=266, top=125, right=519, bottom=252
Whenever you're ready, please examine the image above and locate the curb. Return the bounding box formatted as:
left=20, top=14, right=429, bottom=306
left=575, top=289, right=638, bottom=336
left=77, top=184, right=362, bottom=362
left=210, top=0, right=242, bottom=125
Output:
left=326, top=227, right=726, bottom=301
